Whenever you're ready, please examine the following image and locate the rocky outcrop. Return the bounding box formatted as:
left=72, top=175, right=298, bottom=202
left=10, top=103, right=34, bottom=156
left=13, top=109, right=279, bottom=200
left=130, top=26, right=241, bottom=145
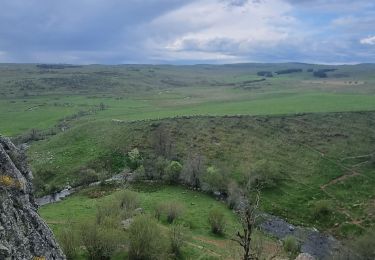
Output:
left=0, top=136, right=65, bottom=260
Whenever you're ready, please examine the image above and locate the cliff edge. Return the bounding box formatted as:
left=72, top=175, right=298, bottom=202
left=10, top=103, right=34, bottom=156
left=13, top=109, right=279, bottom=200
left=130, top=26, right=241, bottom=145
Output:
left=0, top=136, right=65, bottom=260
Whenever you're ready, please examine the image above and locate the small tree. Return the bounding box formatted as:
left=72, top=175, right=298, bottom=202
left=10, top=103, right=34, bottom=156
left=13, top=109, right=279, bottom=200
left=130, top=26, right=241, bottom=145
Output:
left=208, top=208, right=226, bottom=235
left=164, top=161, right=183, bottom=184
left=155, top=156, right=168, bottom=179
left=232, top=191, right=260, bottom=260
left=128, top=215, right=169, bottom=260
left=181, top=153, right=205, bottom=189
left=127, top=148, right=143, bottom=170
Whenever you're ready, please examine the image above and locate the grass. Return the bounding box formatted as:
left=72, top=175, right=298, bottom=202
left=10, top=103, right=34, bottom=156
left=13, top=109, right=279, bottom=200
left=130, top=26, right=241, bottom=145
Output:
left=40, top=184, right=282, bottom=259
left=1, top=63, right=375, bottom=136
left=30, top=111, right=375, bottom=239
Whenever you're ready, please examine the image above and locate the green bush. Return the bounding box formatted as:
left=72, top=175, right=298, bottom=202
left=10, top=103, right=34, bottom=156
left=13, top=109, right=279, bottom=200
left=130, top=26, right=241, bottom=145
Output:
left=313, top=200, right=332, bottom=219
left=58, top=224, right=79, bottom=260
left=353, top=228, right=375, bottom=259
left=164, top=161, right=183, bottom=184
left=248, top=160, right=281, bottom=189
left=116, top=190, right=140, bottom=213
left=165, top=201, right=184, bottom=224
left=80, top=221, right=122, bottom=260
left=126, top=148, right=143, bottom=170
left=208, top=208, right=226, bottom=235
left=283, top=235, right=300, bottom=256
left=128, top=215, right=169, bottom=260
left=169, top=224, right=187, bottom=257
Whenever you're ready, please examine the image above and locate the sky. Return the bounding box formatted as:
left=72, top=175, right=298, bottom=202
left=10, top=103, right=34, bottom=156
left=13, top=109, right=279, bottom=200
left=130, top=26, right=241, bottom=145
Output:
left=0, top=0, right=374, bottom=64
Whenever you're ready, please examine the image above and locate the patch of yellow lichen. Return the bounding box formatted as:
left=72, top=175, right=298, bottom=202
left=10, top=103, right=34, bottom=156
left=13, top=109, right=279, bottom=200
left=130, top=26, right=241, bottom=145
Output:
left=0, top=175, right=24, bottom=190
left=0, top=175, right=14, bottom=187
left=33, top=257, right=46, bottom=260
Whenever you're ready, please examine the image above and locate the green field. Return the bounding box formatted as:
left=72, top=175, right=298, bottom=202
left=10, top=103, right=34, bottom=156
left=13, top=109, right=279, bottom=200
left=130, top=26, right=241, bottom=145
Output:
left=1, top=63, right=375, bottom=136
left=1, top=63, right=374, bottom=257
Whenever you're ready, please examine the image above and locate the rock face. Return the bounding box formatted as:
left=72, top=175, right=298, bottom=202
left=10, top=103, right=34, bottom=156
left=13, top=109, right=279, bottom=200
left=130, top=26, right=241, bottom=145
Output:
left=0, top=137, right=65, bottom=260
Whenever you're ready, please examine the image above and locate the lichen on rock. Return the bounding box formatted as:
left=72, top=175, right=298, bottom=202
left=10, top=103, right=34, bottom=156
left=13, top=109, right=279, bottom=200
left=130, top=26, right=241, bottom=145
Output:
left=0, top=136, right=66, bottom=260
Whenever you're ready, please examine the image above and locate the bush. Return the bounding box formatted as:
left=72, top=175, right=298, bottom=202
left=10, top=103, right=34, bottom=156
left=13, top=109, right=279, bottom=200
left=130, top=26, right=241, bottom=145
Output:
left=248, top=160, right=281, bottom=189
left=155, top=156, right=168, bottom=179
left=313, top=200, right=332, bottom=219
left=116, top=190, right=140, bottom=213
left=154, top=202, right=166, bottom=221
left=127, top=148, right=143, bottom=170
left=133, top=165, right=146, bottom=181
left=208, top=208, right=226, bottom=235
left=128, top=215, right=169, bottom=260
left=96, top=200, right=121, bottom=227
left=166, top=201, right=184, bottom=224
left=170, top=224, right=187, bottom=257
left=283, top=235, right=300, bottom=256
left=202, top=165, right=228, bottom=193
left=78, top=168, right=101, bottom=186
left=58, top=223, right=79, bottom=260
left=353, top=228, right=375, bottom=260
left=80, top=221, right=122, bottom=260
left=164, top=161, right=183, bottom=184
left=227, top=181, right=242, bottom=209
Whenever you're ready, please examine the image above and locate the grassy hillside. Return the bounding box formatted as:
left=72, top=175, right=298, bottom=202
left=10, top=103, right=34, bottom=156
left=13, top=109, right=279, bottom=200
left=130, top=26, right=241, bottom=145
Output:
left=1, top=63, right=375, bottom=136
left=30, top=111, right=375, bottom=239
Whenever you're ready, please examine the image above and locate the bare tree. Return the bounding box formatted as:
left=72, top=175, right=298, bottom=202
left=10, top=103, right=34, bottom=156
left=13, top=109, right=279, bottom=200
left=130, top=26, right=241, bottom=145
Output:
left=181, top=153, right=205, bottom=189
left=152, top=125, right=174, bottom=159
left=232, top=190, right=261, bottom=260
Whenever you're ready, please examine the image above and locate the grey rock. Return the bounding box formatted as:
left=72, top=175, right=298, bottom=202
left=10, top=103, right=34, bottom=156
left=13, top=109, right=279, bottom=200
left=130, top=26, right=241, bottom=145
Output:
left=121, top=218, right=134, bottom=230
left=295, top=253, right=315, bottom=260
left=0, top=136, right=66, bottom=259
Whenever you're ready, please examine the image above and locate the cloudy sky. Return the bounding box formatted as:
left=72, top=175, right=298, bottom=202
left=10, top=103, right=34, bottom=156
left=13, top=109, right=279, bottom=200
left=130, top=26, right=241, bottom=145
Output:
left=0, top=0, right=374, bottom=64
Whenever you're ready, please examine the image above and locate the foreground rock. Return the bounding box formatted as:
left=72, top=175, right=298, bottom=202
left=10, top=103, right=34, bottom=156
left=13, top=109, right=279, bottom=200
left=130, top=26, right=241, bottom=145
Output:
left=0, top=137, right=65, bottom=259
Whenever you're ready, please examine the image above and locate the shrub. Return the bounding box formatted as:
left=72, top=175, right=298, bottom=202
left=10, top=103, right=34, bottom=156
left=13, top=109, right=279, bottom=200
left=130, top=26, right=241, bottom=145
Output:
left=78, top=168, right=101, bottom=186
left=283, top=235, right=300, bottom=256
left=166, top=201, right=184, bottom=224
left=116, top=190, right=140, bottom=213
left=58, top=224, right=79, bottom=260
left=248, top=160, right=281, bottom=189
left=170, top=224, right=187, bottom=257
left=313, top=200, right=332, bottom=219
left=80, top=221, right=122, bottom=260
left=353, top=228, right=375, bottom=260
left=208, top=208, right=226, bottom=235
left=227, top=181, right=242, bottom=209
left=133, top=165, right=146, bottom=181
left=127, top=148, right=143, bottom=170
left=154, top=202, right=166, bottom=221
left=96, top=200, right=121, bottom=227
left=155, top=156, right=168, bottom=179
left=164, top=161, right=183, bottom=184
left=128, top=215, right=169, bottom=260
left=201, top=165, right=228, bottom=193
